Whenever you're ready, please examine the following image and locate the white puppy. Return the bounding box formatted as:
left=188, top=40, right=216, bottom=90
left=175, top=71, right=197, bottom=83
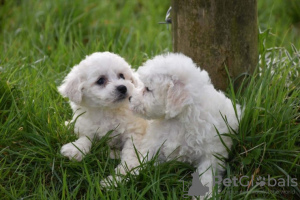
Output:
left=129, top=53, right=242, bottom=197
left=58, top=52, right=147, bottom=174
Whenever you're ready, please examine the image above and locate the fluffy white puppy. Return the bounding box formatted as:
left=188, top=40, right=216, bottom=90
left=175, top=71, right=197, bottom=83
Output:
left=129, top=53, right=242, bottom=197
left=58, top=52, right=147, bottom=174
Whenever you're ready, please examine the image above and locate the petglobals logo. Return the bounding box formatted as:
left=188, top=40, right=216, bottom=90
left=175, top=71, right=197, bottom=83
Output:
left=179, top=173, right=298, bottom=198
left=213, top=174, right=298, bottom=188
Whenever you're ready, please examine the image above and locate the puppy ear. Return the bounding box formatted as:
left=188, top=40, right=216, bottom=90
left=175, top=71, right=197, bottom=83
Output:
left=165, top=80, right=192, bottom=119
left=58, top=74, right=83, bottom=104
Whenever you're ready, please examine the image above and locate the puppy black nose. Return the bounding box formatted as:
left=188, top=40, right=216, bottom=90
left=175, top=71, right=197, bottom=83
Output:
left=129, top=96, right=132, bottom=102
left=116, top=85, right=127, bottom=94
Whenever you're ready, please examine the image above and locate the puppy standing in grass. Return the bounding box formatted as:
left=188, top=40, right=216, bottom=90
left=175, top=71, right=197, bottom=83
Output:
left=58, top=52, right=147, bottom=175
left=129, top=53, right=242, bottom=197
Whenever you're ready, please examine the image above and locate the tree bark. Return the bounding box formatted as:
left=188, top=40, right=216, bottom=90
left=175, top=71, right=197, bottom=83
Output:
left=171, top=0, right=258, bottom=91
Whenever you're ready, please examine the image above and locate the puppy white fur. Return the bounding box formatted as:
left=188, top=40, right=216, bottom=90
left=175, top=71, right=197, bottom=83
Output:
left=129, top=53, right=242, bottom=197
left=58, top=52, right=147, bottom=175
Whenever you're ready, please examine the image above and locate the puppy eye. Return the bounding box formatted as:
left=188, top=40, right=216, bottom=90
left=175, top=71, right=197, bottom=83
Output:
left=145, top=87, right=151, bottom=92
left=96, top=77, right=105, bottom=85
left=119, top=73, right=125, bottom=79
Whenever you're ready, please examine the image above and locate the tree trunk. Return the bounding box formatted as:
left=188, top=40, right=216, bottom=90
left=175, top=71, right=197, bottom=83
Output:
left=171, top=0, right=258, bottom=91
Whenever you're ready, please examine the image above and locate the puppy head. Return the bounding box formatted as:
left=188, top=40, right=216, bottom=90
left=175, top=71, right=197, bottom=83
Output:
left=130, top=53, right=195, bottom=119
left=58, top=52, right=138, bottom=108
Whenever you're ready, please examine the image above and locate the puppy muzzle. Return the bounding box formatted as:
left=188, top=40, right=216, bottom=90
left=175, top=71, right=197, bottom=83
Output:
left=116, top=85, right=127, bottom=95
left=115, top=85, right=129, bottom=102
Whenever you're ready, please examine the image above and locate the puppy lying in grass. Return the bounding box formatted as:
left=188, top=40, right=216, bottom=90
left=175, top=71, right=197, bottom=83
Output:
left=129, top=53, right=242, bottom=198
left=58, top=52, right=147, bottom=175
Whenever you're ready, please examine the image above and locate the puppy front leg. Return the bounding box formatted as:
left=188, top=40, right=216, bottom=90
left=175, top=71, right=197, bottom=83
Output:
left=100, top=137, right=146, bottom=188
left=115, top=135, right=159, bottom=175
left=115, top=138, right=141, bottom=175
left=109, top=149, right=120, bottom=160
left=61, top=136, right=92, bottom=161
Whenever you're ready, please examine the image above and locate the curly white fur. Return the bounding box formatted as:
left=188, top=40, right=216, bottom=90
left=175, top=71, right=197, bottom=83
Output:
left=129, top=53, right=242, bottom=198
left=58, top=52, right=147, bottom=175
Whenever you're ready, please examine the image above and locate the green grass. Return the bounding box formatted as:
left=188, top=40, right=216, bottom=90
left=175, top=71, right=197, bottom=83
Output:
left=1, top=1, right=299, bottom=199
left=258, top=0, right=300, bottom=52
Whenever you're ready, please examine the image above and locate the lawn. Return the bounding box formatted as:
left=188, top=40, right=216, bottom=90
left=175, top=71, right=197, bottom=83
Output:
left=0, top=1, right=299, bottom=199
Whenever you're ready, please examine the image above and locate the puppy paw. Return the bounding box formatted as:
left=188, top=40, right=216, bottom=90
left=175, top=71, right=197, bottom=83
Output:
left=60, top=142, right=86, bottom=161
left=100, top=175, right=120, bottom=188
left=64, top=120, right=70, bottom=126
left=109, top=149, right=121, bottom=160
